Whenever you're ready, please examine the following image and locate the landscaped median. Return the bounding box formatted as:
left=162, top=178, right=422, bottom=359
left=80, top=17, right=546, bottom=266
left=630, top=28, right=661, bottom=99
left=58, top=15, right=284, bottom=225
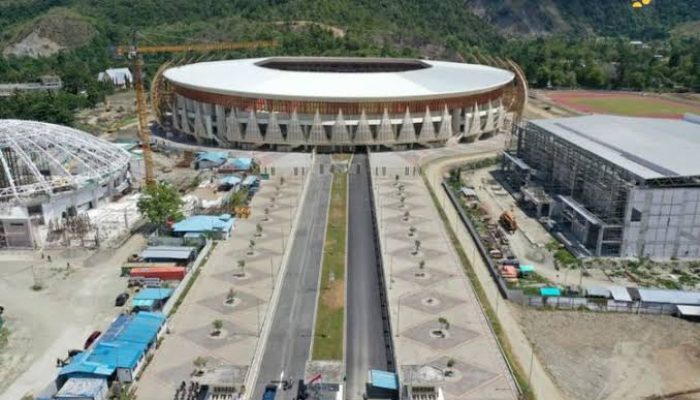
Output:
left=312, top=172, right=347, bottom=360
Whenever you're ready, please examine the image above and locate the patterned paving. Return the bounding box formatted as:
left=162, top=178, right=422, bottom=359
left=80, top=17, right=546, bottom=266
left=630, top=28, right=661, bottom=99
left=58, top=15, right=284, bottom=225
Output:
left=402, top=320, right=480, bottom=351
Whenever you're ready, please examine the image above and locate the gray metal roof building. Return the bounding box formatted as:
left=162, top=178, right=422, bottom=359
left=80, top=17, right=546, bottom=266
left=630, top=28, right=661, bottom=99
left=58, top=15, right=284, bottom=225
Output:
left=505, top=114, right=700, bottom=259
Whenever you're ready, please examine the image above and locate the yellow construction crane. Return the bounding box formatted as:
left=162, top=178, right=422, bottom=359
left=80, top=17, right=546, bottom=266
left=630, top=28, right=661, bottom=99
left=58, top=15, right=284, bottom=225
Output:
left=115, top=37, right=278, bottom=186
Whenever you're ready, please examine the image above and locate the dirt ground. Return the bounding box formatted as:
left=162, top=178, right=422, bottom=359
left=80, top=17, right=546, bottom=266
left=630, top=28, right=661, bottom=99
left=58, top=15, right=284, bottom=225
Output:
left=0, top=234, right=146, bottom=399
left=513, top=306, right=700, bottom=400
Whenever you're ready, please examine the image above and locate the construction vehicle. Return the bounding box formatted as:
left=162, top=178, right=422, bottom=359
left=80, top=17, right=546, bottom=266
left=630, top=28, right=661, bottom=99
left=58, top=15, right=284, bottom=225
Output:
left=499, top=210, right=518, bottom=233
left=114, top=37, right=278, bottom=186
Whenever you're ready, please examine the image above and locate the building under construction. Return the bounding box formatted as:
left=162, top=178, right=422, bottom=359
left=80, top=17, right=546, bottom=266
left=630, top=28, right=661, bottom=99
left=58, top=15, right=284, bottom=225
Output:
left=502, top=114, right=700, bottom=259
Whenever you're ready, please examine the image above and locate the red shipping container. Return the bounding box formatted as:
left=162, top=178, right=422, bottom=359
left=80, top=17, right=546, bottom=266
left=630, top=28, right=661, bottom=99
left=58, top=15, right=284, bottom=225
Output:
left=130, top=266, right=186, bottom=281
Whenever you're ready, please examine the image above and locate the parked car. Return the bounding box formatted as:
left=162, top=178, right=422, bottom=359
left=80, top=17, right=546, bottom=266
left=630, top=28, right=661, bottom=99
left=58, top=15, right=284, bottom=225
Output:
left=84, top=330, right=101, bottom=350
left=115, top=292, right=130, bottom=307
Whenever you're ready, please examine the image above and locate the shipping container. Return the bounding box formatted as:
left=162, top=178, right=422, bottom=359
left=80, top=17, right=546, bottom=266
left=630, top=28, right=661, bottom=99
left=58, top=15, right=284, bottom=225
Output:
left=129, top=267, right=186, bottom=281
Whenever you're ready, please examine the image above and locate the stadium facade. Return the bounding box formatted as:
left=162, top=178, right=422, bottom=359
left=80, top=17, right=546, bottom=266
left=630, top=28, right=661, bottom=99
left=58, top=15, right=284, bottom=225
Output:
left=162, top=57, right=516, bottom=150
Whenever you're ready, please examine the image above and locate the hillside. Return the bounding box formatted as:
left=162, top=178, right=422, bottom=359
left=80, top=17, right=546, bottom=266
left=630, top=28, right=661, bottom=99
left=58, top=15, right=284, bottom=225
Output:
left=466, top=0, right=700, bottom=38
left=0, top=0, right=698, bottom=127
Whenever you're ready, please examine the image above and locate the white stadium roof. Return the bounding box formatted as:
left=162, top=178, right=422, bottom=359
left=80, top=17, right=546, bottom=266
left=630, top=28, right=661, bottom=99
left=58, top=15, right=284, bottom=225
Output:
left=0, top=120, right=131, bottom=200
left=164, top=57, right=515, bottom=102
left=530, top=115, right=700, bottom=180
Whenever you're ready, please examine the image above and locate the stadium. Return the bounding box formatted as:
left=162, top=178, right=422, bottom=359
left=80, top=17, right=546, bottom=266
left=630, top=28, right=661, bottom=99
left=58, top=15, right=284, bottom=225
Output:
left=162, top=57, right=517, bottom=150
left=0, top=120, right=132, bottom=248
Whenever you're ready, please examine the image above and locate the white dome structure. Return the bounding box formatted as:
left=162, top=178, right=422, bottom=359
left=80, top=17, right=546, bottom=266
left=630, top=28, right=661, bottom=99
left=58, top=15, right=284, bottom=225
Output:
left=0, top=120, right=130, bottom=199
left=0, top=120, right=132, bottom=248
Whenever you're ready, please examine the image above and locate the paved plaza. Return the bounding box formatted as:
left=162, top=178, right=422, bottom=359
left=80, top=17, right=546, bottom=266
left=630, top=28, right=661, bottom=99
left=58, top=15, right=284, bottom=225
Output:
left=136, top=173, right=307, bottom=399
left=371, top=144, right=519, bottom=400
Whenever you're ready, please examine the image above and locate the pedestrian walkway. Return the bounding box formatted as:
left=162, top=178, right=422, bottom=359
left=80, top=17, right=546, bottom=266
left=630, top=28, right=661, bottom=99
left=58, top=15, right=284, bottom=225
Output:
left=136, top=175, right=306, bottom=399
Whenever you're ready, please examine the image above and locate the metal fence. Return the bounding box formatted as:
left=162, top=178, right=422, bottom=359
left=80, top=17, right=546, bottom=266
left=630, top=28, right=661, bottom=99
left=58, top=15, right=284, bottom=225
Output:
left=519, top=296, right=678, bottom=315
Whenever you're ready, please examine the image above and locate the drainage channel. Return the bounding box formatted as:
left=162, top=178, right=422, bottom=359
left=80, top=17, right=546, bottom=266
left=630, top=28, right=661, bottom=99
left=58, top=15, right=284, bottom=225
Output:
left=345, top=152, right=397, bottom=400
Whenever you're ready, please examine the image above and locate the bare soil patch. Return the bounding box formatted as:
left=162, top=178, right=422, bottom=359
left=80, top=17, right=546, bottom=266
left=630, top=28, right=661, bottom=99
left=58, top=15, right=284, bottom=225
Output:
left=322, top=280, right=345, bottom=311
left=514, top=306, right=700, bottom=400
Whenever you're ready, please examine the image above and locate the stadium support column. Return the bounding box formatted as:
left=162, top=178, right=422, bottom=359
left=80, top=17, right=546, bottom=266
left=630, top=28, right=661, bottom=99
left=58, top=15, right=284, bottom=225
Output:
left=451, top=107, right=462, bottom=136
left=332, top=109, right=351, bottom=150
left=287, top=110, right=305, bottom=148
left=419, top=107, right=435, bottom=143
left=354, top=110, right=373, bottom=146
left=376, top=108, right=394, bottom=148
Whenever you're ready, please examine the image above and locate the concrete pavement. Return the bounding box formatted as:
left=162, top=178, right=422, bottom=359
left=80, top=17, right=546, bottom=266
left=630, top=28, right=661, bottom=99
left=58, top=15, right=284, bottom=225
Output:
left=345, top=153, right=393, bottom=400
left=370, top=139, right=520, bottom=400
left=252, top=155, right=333, bottom=399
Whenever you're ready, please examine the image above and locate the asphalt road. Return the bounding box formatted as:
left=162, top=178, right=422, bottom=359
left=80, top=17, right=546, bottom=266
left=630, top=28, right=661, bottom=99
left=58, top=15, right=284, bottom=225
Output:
left=252, top=155, right=332, bottom=399
left=345, top=153, right=392, bottom=400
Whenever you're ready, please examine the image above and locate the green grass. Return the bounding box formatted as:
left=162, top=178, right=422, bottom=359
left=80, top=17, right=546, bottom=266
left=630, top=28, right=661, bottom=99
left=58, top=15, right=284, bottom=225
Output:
left=312, top=172, right=347, bottom=360
left=573, top=97, right=700, bottom=116
left=422, top=172, right=535, bottom=400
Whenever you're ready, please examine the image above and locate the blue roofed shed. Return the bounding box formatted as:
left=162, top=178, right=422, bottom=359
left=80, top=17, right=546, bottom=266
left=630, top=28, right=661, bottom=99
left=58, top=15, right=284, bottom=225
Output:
left=59, top=312, right=166, bottom=384
left=131, top=288, right=173, bottom=311
left=195, top=151, right=228, bottom=169
left=172, top=215, right=234, bottom=239
left=139, top=246, right=197, bottom=263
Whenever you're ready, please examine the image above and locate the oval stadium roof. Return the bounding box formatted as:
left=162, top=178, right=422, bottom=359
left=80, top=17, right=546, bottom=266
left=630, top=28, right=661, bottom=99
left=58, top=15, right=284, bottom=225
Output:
left=0, top=120, right=131, bottom=200
left=164, top=57, right=515, bottom=102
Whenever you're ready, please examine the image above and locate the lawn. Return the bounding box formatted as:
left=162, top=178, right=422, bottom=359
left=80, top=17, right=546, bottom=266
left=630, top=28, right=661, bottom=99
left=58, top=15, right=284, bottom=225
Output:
left=312, top=172, right=347, bottom=360
left=548, top=91, right=700, bottom=118
left=573, top=97, right=700, bottom=117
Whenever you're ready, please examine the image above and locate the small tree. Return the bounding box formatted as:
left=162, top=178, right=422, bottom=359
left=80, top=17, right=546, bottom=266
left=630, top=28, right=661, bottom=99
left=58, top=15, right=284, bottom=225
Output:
left=137, top=182, right=184, bottom=232
left=394, top=174, right=400, bottom=185
left=414, top=239, right=421, bottom=254
left=193, top=356, right=208, bottom=370
left=409, top=226, right=417, bottom=237
left=419, top=260, right=426, bottom=270
left=263, top=207, right=270, bottom=221
left=212, top=319, right=223, bottom=335
left=446, top=358, right=455, bottom=368
left=249, top=239, right=256, bottom=251
left=237, top=259, right=245, bottom=274
left=226, top=287, right=235, bottom=304
left=279, top=176, right=286, bottom=186
left=403, top=210, right=410, bottom=221
left=400, top=196, right=406, bottom=208
left=256, top=223, right=263, bottom=237
left=438, top=317, right=450, bottom=331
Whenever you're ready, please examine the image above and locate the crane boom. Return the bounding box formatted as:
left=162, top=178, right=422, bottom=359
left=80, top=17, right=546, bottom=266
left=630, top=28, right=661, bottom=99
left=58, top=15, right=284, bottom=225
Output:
left=115, top=40, right=277, bottom=57
left=119, top=38, right=278, bottom=186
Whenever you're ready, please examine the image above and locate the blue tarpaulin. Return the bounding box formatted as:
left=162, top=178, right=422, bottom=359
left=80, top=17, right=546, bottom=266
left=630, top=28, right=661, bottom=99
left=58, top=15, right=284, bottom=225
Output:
left=225, top=157, right=253, bottom=171
left=219, top=175, right=242, bottom=186
left=519, top=265, right=535, bottom=273
left=540, top=287, right=561, bottom=297
left=242, top=175, right=258, bottom=186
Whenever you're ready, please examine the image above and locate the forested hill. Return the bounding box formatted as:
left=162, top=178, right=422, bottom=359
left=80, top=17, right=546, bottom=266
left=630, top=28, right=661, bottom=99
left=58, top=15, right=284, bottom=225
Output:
left=0, top=0, right=698, bottom=125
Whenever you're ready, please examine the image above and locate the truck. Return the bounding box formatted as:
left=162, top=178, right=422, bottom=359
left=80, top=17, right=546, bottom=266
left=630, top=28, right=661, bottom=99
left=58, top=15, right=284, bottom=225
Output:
left=499, top=211, right=518, bottom=233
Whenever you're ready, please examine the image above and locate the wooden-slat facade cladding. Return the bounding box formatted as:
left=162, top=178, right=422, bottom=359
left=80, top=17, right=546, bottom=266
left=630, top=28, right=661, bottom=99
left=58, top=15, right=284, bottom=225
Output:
left=171, top=85, right=506, bottom=115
